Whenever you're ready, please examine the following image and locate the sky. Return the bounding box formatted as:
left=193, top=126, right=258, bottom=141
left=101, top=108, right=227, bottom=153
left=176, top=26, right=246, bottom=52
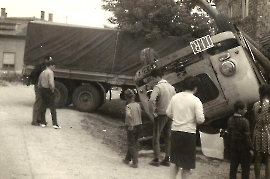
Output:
left=1, top=0, right=113, bottom=28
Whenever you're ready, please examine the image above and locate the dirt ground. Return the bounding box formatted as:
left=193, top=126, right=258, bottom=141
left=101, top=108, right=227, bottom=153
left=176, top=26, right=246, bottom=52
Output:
left=0, top=81, right=265, bottom=179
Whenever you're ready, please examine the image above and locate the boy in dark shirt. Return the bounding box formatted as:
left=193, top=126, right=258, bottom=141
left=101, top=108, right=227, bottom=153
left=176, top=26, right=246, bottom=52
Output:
left=227, top=100, right=254, bottom=179
left=122, top=89, right=142, bottom=168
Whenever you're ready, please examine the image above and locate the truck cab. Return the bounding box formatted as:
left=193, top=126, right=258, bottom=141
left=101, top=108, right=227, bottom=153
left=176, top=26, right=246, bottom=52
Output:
left=134, top=26, right=267, bottom=159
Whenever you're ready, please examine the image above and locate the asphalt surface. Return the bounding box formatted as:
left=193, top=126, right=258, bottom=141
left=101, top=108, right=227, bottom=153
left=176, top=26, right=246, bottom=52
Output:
left=0, top=83, right=176, bottom=179
left=0, top=83, right=263, bottom=179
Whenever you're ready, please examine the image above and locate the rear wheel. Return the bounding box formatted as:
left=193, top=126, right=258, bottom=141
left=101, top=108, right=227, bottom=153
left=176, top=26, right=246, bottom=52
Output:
left=54, top=81, right=68, bottom=108
left=72, top=85, right=100, bottom=112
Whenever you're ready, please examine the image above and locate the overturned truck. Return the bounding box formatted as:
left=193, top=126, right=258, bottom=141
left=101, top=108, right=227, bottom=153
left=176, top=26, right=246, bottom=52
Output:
left=134, top=0, right=270, bottom=159
left=22, top=21, right=189, bottom=112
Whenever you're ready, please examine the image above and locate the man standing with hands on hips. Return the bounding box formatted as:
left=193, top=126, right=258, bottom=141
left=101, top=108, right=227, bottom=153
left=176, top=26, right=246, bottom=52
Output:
left=148, top=69, right=176, bottom=167
left=38, top=57, right=61, bottom=129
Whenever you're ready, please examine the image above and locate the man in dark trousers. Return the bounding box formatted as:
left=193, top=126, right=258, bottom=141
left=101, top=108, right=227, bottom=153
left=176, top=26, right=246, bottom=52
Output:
left=148, top=69, right=176, bottom=167
left=38, top=59, right=61, bottom=129
left=30, top=56, right=52, bottom=126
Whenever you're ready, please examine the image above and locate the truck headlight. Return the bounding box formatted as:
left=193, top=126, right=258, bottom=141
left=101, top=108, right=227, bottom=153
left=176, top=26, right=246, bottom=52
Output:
left=220, top=61, right=236, bottom=76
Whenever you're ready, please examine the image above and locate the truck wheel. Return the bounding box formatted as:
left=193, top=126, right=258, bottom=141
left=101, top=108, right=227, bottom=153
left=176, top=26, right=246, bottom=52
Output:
left=54, top=81, right=68, bottom=108
left=140, top=48, right=160, bottom=66
left=72, top=85, right=100, bottom=112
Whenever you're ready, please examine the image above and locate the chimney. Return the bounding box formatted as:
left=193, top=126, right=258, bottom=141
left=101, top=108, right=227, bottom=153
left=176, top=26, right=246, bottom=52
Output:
left=41, top=11, right=45, bottom=20
left=1, top=8, right=6, bottom=19
left=48, top=13, right=53, bottom=22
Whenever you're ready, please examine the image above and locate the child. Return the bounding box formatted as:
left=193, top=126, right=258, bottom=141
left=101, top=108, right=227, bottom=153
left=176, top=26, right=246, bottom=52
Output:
left=122, top=89, right=142, bottom=168
left=227, top=100, right=253, bottom=179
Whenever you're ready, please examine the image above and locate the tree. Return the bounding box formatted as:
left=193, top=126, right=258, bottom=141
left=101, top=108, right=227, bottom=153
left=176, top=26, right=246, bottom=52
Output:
left=101, top=0, right=216, bottom=40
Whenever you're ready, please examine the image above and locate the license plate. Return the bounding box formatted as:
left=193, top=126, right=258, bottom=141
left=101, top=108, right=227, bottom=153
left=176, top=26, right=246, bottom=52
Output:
left=190, top=35, right=214, bottom=54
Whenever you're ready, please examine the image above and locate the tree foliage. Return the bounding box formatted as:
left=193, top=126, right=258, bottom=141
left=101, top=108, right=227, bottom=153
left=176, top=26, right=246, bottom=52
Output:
left=102, top=0, right=215, bottom=40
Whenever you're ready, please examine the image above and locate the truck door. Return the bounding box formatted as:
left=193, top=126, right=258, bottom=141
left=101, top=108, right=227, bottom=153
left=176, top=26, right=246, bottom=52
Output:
left=171, top=56, right=228, bottom=120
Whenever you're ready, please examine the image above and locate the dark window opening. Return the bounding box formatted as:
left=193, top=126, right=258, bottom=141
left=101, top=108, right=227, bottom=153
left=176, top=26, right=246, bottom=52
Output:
left=2, top=64, right=15, bottom=70
left=173, top=73, right=219, bottom=104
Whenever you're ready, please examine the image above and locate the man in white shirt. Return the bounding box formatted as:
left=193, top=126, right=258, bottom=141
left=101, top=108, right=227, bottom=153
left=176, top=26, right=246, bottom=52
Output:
left=149, top=69, right=176, bottom=167
left=166, top=76, right=205, bottom=179
left=38, top=59, right=61, bottom=129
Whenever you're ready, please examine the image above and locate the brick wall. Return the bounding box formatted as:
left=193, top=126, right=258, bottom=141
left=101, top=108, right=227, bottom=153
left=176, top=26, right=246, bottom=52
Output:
left=216, top=0, right=258, bottom=41
left=214, top=0, right=228, bottom=15
left=237, top=0, right=258, bottom=41
left=257, top=0, right=270, bottom=38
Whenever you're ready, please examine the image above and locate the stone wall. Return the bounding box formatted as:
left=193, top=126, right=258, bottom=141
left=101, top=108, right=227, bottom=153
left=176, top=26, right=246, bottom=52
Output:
left=214, top=0, right=228, bottom=15
left=257, top=0, right=270, bottom=38
left=236, top=0, right=258, bottom=41
left=215, top=0, right=258, bottom=41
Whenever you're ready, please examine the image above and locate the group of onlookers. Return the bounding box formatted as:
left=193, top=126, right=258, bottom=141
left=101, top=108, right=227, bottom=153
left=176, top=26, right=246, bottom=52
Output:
left=122, top=68, right=270, bottom=179
left=122, top=69, right=204, bottom=179
left=28, top=56, right=270, bottom=179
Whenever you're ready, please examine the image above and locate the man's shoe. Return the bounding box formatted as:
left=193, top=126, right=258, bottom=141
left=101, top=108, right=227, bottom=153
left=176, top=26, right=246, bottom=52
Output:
left=149, top=160, right=160, bottom=167
left=122, top=159, right=130, bottom=165
left=31, top=122, right=39, bottom=126
left=40, top=124, right=47, bottom=128
left=160, top=159, right=170, bottom=166
left=130, top=163, right=138, bottom=168
left=53, top=125, right=61, bottom=129
left=37, top=121, right=48, bottom=125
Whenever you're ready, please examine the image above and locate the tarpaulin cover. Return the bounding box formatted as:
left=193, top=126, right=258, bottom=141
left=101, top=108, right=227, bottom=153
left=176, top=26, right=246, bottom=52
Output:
left=24, top=22, right=191, bottom=76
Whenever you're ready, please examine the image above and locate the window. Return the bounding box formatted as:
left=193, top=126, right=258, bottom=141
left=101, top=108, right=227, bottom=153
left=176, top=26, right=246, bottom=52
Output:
left=173, top=73, right=219, bottom=104
left=3, top=52, right=15, bottom=70
left=242, top=0, right=249, bottom=18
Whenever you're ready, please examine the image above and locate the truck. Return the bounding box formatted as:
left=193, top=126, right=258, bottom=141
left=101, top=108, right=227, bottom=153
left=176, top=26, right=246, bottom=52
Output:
left=134, top=0, right=270, bottom=159
left=22, top=21, right=190, bottom=112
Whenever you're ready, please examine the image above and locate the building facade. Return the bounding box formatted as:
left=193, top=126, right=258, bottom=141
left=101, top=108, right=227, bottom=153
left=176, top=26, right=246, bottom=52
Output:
left=215, top=0, right=270, bottom=44
left=0, top=8, right=51, bottom=75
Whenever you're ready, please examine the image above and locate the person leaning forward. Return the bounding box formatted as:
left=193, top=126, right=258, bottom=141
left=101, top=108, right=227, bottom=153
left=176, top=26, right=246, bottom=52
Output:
left=38, top=59, right=61, bottom=129
left=148, top=69, right=176, bottom=167
left=30, top=56, right=52, bottom=126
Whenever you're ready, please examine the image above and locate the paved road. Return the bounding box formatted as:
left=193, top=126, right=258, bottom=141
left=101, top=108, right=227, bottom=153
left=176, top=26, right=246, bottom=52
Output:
left=1, top=83, right=251, bottom=179
left=0, top=84, right=175, bottom=179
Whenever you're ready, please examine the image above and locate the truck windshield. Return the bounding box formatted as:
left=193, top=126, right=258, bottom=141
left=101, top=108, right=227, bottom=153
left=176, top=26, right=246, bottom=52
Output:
left=174, top=73, right=219, bottom=104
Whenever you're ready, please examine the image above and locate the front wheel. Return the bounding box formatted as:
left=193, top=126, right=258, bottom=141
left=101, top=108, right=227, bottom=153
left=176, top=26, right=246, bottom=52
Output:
left=72, top=85, right=101, bottom=112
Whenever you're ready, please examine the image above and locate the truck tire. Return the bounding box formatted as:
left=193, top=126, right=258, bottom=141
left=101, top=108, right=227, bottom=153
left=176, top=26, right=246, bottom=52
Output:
left=72, top=85, right=100, bottom=112
left=140, top=48, right=160, bottom=66
left=54, top=81, right=68, bottom=108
